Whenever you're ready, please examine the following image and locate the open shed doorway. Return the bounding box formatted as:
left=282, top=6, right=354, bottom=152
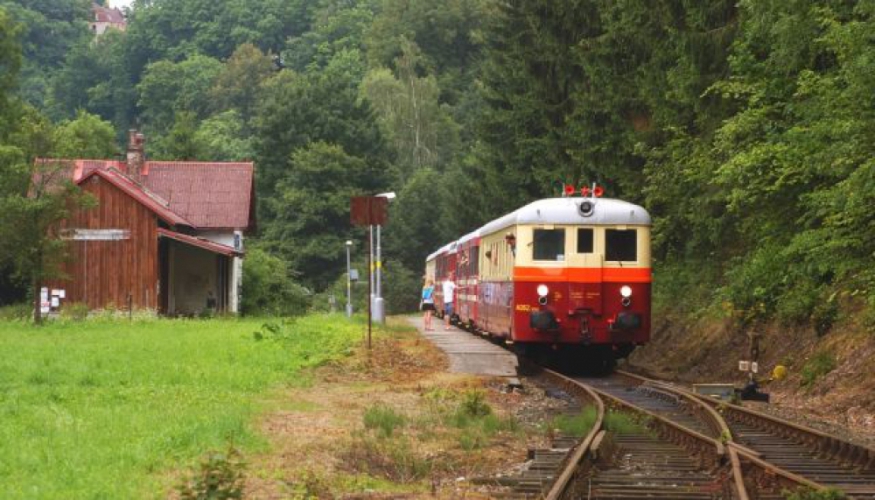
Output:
left=159, top=238, right=231, bottom=316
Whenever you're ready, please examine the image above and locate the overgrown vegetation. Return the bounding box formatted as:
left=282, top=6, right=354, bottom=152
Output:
left=176, top=446, right=246, bottom=500
left=3, top=0, right=875, bottom=326
left=0, top=315, right=360, bottom=498
left=552, top=407, right=599, bottom=438
left=363, top=404, right=407, bottom=438
left=800, top=352, right=838, bottom=388
left=552, top=407, right=648, bottom=439
left=343, top=388, right=519, bottom=482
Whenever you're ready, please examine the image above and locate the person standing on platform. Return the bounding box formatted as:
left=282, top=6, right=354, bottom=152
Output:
left=442, top=273, right=456, bottom=330
left=421, top=278, right=436, bottom=330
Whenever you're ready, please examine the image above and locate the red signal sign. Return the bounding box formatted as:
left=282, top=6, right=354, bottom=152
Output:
left=350, top=196, right=389, bottom=226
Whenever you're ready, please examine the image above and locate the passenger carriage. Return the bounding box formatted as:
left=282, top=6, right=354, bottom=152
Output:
left=425, top=192, right=652, bottom=370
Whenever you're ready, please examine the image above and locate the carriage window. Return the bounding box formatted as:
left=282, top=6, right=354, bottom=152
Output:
left=470, top=247, right=479, bottom=274
left=577, top=228, right=594, bottom=253
left=606, top=229, right=637, bottom=262
left=533, top=229, right=565, bottom=261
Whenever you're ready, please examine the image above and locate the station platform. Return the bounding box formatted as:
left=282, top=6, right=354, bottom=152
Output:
left=408, top=316, right=519, bottom=377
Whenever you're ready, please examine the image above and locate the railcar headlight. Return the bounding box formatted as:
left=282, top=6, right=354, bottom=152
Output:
left=537, top=284, right=549, bottom=297
left=620, top=286, right=632, bottom=298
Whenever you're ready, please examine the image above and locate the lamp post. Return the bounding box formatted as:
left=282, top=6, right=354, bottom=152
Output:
left=345, top=240, right=353, bottom=317
left=373, top=192, right=396, bottom=323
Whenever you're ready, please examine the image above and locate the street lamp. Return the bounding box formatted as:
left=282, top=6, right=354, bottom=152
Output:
left=345, top=240, right=353, bottom=317
left=373, top=192, right=396, bottom=323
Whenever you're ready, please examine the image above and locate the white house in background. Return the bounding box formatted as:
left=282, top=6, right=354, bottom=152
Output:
left=90, top=2, right=126, bottom=36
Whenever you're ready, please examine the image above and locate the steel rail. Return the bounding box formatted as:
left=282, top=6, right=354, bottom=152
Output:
left=540, top=368, right=605, bottom=500
left=583, top=371, right=749, bottom=499
left=527, top=367, right=745, bottom=499
left=696, top=394, right=875, bottom=472
left=618, top=369, right=875, bottom=498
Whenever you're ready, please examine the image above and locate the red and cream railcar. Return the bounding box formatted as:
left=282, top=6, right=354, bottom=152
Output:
left=429, top=242, right=457, bottom=308
left=455, top=230, right=481, bottom=326
left=426, top=196, right=651, bottom=369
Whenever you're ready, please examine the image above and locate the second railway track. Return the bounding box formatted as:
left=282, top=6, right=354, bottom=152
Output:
left=511, top=366, right=875, bottom=499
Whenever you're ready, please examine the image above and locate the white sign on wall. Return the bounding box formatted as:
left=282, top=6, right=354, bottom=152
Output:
left=62, top=229, right=130, bottom=241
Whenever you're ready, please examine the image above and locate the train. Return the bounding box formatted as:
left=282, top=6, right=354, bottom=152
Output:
left=425, top=187, right=651, bottom=371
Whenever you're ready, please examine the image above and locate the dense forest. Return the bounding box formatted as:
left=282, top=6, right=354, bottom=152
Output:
left=1, top=0, right=874, bottom=332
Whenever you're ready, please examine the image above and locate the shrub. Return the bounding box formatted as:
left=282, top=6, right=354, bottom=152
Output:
left=241, top=248, right=311, bottom=317
left=380, top=260, right=422, bottom=314
left=458, top=429, right=488, bottom=450
left=341, top=435, right=432, bottom=483
left=458, top=390, right=492, bottom=418
left=176, top=446, right=246, bottom=500
left=60, top=302, right=89, bottom=321
left=801, top=352, right=836, bottom=388
left=0, top=303, right=31, bottom=321
left=363, top=404, right=407, bottom=438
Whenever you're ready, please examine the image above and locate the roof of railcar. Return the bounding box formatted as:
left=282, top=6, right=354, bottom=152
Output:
left=426, top=241, right=457, bottom=262
left=479, top=197, right=651, bottom=236
left=425, top=197, right=650, bottom=261
left=457, top=229, right=481, bottom=245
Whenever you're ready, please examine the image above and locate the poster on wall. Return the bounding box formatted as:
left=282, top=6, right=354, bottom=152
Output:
left=40, top=287, right=50, bottom=314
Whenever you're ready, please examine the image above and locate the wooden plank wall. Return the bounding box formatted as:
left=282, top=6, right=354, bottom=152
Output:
left=49, top=175, right=159, bottom=310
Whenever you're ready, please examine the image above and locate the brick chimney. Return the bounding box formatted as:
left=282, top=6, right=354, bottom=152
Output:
left=126, top=129, right=146, bottom=183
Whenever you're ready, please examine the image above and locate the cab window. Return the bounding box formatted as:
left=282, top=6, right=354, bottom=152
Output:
left=533, top=229, right=565, bottom=261
left=605, top=229, right=637, bottom=262
left=577, top=228, right=594, bottom=253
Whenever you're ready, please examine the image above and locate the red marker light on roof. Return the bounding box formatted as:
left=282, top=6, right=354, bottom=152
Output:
left=580, top=186, right=590, bottom=197
left=594, top=185, right=604, bottom=197
left=563, top=184, right=575, bottom=197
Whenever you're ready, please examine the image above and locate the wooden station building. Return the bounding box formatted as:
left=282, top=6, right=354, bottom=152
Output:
left=42, top=131, right=255, bottom=315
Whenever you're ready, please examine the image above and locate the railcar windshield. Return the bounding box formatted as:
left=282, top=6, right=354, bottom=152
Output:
left=605, top=229, right=637, bottom=262
left=533, top=228, right=565, bottom=261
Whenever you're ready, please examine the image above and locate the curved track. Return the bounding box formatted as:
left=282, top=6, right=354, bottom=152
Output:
left=538, top=369, right=745, bottom=499
left=613, top=370, right=875, bottom=499
left=532, top=368, right=875, bottom=499
left=432, top=319, right=874, bottom=498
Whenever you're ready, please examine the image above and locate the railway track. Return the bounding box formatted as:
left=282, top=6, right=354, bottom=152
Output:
left=490, top=367, right=875, bottom=499
left=489, top=368, right=740, bottom=499
left=434, top=321, right=874, bottom=498
left=655, top=374, right=875, bottom=500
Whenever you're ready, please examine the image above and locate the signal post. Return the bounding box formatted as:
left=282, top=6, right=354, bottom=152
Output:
left=350, top=196, right=389, bottom=349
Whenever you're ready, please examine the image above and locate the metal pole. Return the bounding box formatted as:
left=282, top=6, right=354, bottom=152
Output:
left=345, top=242, right=352, bottom=317
left=367, top=224, right=373, bottom=350
left=376, top=225, right=381, bottom=299
left=369, top=224, right=375, bottom=319
left=374, top=224, right=384, bottom=323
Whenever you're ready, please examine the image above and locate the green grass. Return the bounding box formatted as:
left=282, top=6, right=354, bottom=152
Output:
left=363, top=404, right=407, bottom=438
left=552, top=406, right=599, bottom=437
left=551, top=407, right=647, bottom=438
left=0, top=315, right=362, bottom=499
left=604, top=410, right=648, bottom=434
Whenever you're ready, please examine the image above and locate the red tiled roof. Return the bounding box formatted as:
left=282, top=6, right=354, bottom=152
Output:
left=157, top=228, right=242, bottom=257
left=92, top=3, right=125, bottom=24
left=37, top=158, right=255, bottom=231
left=144, top=162, right=254, bottom=229
left=77, top=169, right=194, bottom=227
